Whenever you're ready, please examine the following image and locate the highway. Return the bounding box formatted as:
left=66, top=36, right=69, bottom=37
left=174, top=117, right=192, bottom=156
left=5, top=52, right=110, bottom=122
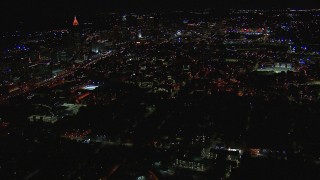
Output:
left=0, top=51, right=113, bottom=103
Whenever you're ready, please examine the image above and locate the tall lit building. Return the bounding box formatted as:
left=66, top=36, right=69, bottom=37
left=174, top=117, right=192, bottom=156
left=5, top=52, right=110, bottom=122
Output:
left=73, top=16, right=79, bottom=26
left=138, top=29, right=143, bottom=39
left=68, top=16, right=82, bottom=57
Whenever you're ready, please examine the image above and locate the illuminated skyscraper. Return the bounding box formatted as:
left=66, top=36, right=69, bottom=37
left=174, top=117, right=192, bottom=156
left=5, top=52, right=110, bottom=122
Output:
left=69, top=15, right=82, bottom=57
left=73, top=16, right=79, bottom=26
left=138, top=29, right=143, bottom=39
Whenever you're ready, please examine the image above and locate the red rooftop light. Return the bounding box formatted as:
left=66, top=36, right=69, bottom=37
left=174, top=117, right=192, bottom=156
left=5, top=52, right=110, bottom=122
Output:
left=73, top=16, right=79, bottom=26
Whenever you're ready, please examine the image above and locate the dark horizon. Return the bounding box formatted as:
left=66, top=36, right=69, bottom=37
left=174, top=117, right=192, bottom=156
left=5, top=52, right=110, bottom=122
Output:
left=1, top=0, right=320, bottom=16
left=1, top=0, right=320, bottom=32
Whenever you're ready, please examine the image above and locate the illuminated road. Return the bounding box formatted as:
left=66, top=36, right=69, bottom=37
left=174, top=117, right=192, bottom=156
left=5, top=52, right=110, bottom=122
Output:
left=0, top=51, right=113, bottom=103
left=104, top=164, right=121, bottom=180
left=148, top=170, right=159, bottom=180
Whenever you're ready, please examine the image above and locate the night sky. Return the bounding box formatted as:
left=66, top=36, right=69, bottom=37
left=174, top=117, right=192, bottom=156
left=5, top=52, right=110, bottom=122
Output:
left=1, top=0, right=319, bottom=11
left=0, top=0, right=319, bottom=31
left=1, top=0, right=319, bottom=14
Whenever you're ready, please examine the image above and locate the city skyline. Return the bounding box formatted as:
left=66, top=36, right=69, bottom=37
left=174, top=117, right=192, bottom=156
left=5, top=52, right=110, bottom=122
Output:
left=1, top=1, right=320, bottom=33
left=1, top=0, right=320, bottom=15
